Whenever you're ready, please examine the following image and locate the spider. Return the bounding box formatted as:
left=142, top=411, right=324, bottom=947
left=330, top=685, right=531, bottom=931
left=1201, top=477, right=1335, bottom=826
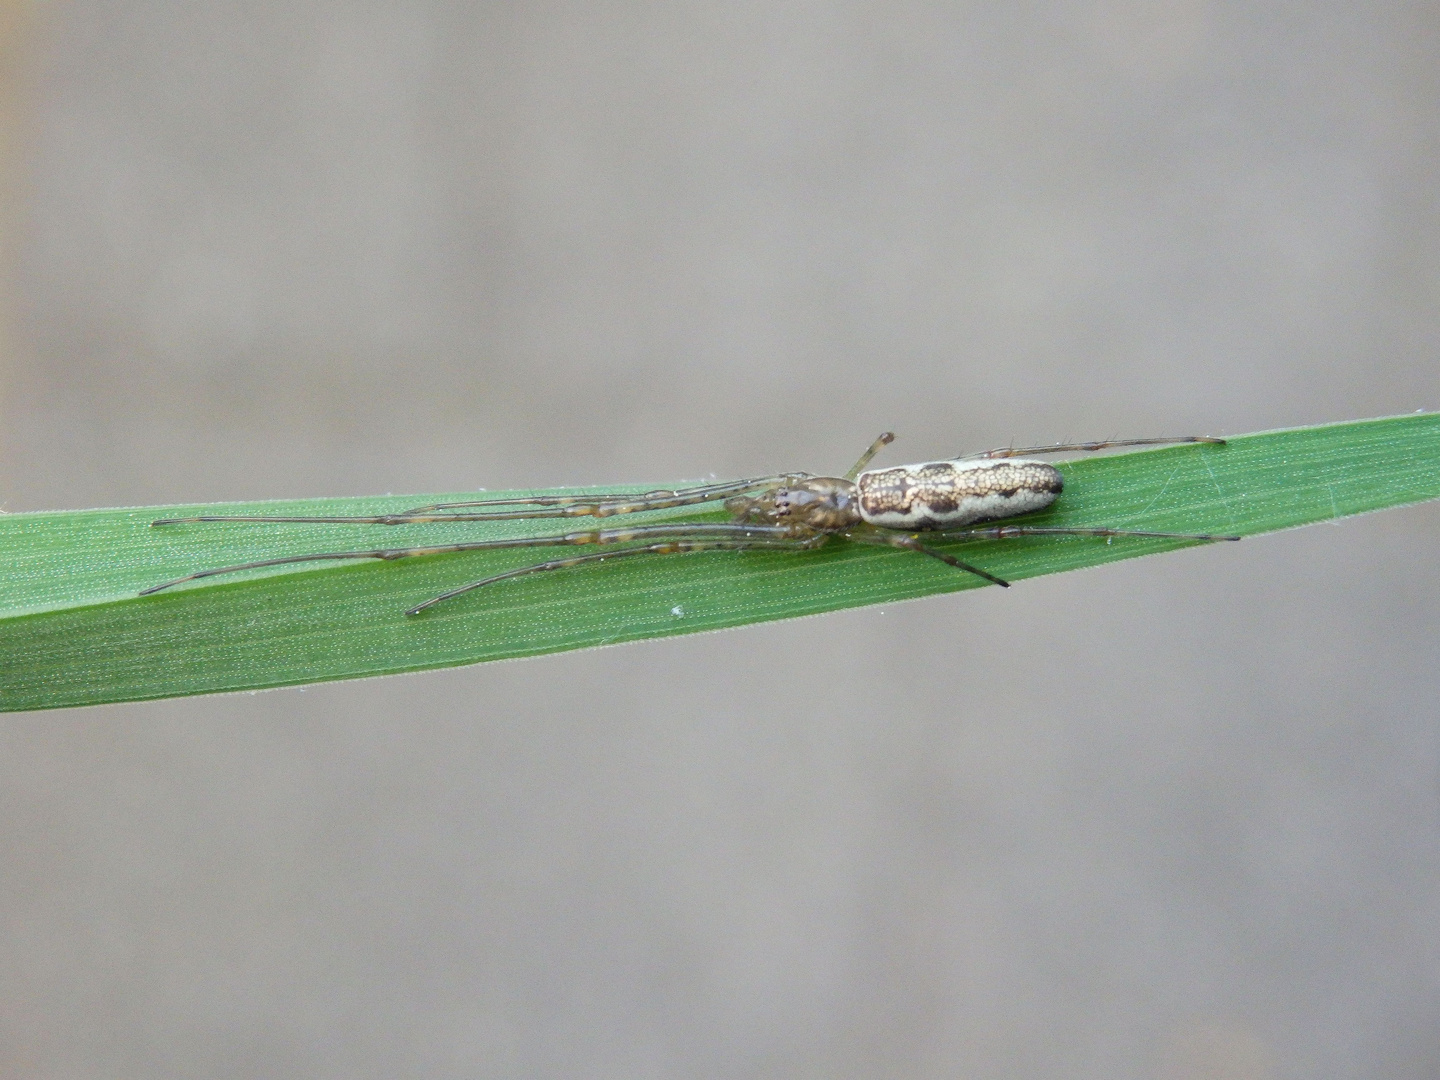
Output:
left=141, top=434, right=1239, bottom=615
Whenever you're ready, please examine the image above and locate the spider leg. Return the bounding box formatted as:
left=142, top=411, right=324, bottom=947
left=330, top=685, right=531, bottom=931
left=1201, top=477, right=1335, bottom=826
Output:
left=150, top=475, right=806, bottom=528
left=843, top=527, right=1009, bottom=587
left=406, top=535, right=830, bottom=614
left=843, top=432, right=895, bottom=481
left=396, top=474, right=807, bottom=517
left=968, top=436, right=1225, bottom=459
left=934, top=525, right=1241, bottom=542
left=139, top=522, right=802, bottom=596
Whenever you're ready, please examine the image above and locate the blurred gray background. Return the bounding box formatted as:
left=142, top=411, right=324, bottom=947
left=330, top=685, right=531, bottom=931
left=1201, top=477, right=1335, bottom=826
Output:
left=2, top=2, right=1439, bottom=1077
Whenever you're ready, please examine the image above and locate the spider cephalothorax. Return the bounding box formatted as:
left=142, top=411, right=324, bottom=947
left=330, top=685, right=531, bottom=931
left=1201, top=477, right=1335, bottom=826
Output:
left=726, top=476, right=861, bottom=532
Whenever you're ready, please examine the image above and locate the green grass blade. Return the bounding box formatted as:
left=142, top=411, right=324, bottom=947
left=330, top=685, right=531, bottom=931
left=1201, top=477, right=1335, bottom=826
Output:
left=3, top=414, right=1438, bottom=711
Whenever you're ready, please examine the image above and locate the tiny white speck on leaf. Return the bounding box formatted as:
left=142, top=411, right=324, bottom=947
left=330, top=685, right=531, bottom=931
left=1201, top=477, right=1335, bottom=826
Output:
left=671, top=605, right=684, bottom=617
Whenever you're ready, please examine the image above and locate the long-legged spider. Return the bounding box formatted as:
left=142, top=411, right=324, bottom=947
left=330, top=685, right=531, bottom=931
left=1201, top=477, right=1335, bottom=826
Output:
left=141, top=434, right=1239, bottom=615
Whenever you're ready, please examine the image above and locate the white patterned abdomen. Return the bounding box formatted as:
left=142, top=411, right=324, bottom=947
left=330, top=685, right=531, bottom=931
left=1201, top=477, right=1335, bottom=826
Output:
left=856, top=458, right=1063, bottom=530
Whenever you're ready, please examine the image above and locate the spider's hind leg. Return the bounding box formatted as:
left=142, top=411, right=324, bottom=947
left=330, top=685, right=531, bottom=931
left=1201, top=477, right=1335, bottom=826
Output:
left=843, top=526, right=1009, bottom=587
left=937, top=525, right=1241, bottom=543
left=969, top=436, right=1225, bottom=460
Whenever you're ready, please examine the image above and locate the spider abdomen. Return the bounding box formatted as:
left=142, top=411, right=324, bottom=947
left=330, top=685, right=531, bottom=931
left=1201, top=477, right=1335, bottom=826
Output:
left=856, top=459, right=1063, bottom=530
